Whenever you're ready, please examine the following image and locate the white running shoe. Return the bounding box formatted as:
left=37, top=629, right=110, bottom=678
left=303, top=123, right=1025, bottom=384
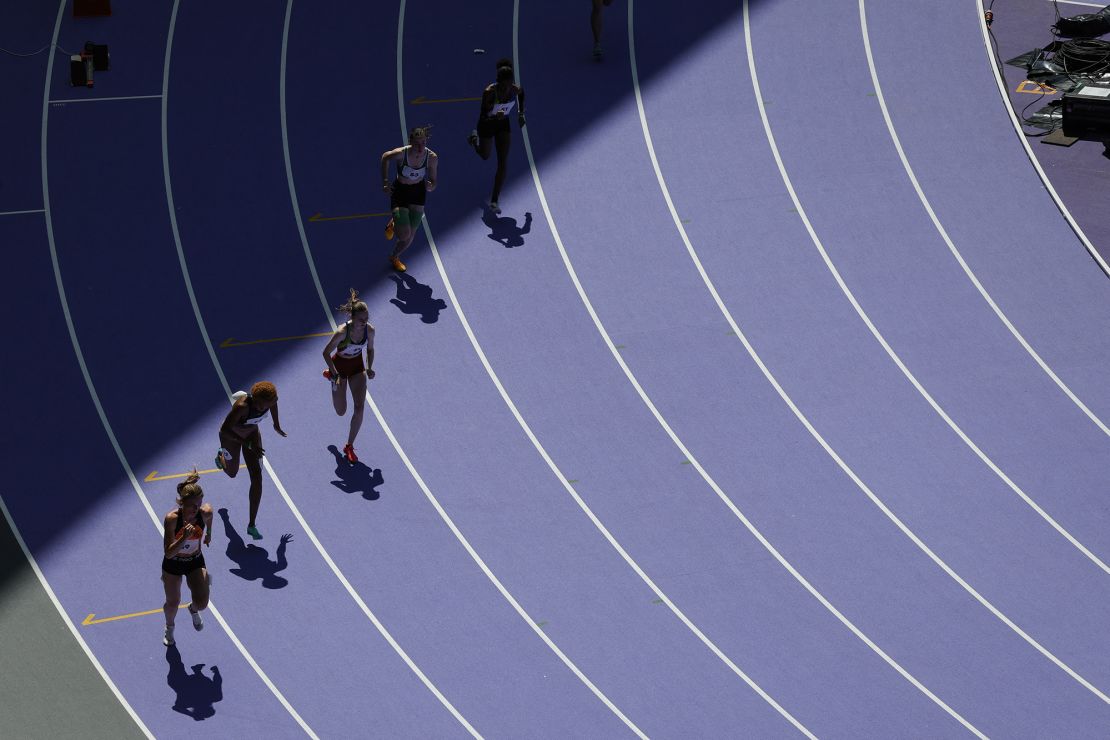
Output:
left=488, top=200, right=501, bottom=215
left=163, top=625, right=175, bottom=646
left=190, top=607, right=204, bottom=632
left=231, top=390, right=248, bottom=402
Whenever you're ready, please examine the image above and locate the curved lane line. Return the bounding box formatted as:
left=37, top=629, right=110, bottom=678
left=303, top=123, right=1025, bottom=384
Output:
left=276, top=4, right=480, bottom=733
left=160, top=2, right=464, bottom=734
left=977, top=1, right=1110, bottom=277
left=742, top=0, right=1110, bottom=704
left=621, top=1, right=984, bottom=734
left=856, top=0, right=1109, bottom=575
left=41, top=0, right=311, bottom=735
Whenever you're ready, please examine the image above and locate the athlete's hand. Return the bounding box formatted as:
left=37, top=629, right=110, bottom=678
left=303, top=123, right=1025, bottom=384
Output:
left=204, top=533, right=212, bottom=547
left=518, top=112, right=526, bottom=128
left=181, top=523, right=197, bottom=539
left=366, top=369, right=376, bottom=380
left=382, top=181, right=392, bottom=194
left=274, top=425, right=288, bottom=438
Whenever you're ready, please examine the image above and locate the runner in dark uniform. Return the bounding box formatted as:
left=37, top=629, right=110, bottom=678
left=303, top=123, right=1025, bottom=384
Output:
left=215, top=381, right=286, bottom=540
left=467, top=59, right=526, bottom=215
left=161, top=472, right=213, bottom=646
left=323, top=289, right=376, bottom=464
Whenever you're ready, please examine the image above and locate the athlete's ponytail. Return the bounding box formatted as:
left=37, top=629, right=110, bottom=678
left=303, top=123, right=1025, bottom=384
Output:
left=336, top=288, right=368, bottom=317
left=176, top=470, right=203, bottom=505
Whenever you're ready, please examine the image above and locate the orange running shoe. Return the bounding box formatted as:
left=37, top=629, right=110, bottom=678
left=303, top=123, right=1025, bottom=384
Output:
left=384, top=217, right=395, bottom=240
left=390, top=255, right=406, bottom=272
left=343, top=443, right=358, bottom=464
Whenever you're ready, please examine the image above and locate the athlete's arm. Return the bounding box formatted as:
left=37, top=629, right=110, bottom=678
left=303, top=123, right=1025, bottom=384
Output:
left=322, top=327, right=344, bottom=376
left=365, top=327, right=376, bottom=380
left=380, top=147, right=402, bottom=192
left=163, top=512, right=190, bottom=558
left=219, top=399, right=248, bottom=439
left=517, top=85, right=526, bottom=127
left=201, top=503, right=214, bottom=546
left=479, top=85, right=495, bottom=118
left=270, top=401, right=287, bottom=437
left=426, top=152, right=438, bottom=192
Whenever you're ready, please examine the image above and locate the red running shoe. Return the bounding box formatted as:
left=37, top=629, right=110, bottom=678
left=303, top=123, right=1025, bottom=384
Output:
left=343, top=443, right=358, bottom=464
left=322, top=368, right=332, bottom=380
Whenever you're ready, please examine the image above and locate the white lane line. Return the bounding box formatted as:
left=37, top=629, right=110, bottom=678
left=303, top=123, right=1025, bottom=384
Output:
left=743, top=0, right=1109, bottom=704
left=0, top=209, right=45, bottom=216
left=1050, top=1, right=1106, bottom=8
left=860, top=0, right=1110, bottom=575
left=337, top=1, right=644, bottom=736
left=50, top=94, right=163, bottom=104
left=624, top=1, right=983, bottom=735
left=161, top=2, right=466, bottom=735
left=0, top=491, right=154, bottom=740
left=982, top=1, right=1110, bottom=276
left=277, top=2, right=479, bottom=735
left=41, top=1, right=310, bottom=736
left=509, top=0, right=812, bottom=735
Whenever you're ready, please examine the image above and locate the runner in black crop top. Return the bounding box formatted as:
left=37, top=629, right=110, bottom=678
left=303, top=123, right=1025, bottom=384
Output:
left=467, top=58, right=526, bottom=215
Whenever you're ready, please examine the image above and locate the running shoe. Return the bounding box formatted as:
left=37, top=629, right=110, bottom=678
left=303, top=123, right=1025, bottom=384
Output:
left=189, top=607, right=204, bottom=632
left=384, top=217, right=395, bottom=240
left=247, top=525, right=262, bottom=540
left=322, top=368, right=332, bottom=381
left=593, top=42, right=603, bottom=61
left=163, top=626, right=175, bottom=647
left=343, top=443, right=358, bottom=465
left=487, top=200, right=501, bottom=215
left=214, top=447, right=230, bottom=471
left=390, top=255, right=407, bottom=272
left=467, top=129, right=479, bottom=150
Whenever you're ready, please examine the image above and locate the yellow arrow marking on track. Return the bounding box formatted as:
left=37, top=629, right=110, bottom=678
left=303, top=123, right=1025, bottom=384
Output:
left=1016, top=79, right=1056, bottom=94
left=409, top=95, right=481, bottom=105
left=145, top=469, right=220, bottom=483
left=219, top=330, right=333, bottom=349
left=308, top=211, right=390, bottom=223
left=84, top=603, right=192, bottom=626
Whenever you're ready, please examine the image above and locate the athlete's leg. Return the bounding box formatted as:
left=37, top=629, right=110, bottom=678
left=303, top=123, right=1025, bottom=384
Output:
left=392, top=206, right=413, bottom=255
left=185, top=567, right=210, bottom=612
left=477, top=132, right=494, bottom=160
left=346, top=371, right=367, bottom=446
left=331, top=375, right=347, bottom=416
left=394, top=206, right=424, bottom=258
left=244, top=446, right=263, bottom=533
left=591, top=0, right=605, bottom=43
left=491, top=128, right=512, bottom=203
left=162, top=571, right=183, bottom=627
left=218, top=431, right=243, bottom=478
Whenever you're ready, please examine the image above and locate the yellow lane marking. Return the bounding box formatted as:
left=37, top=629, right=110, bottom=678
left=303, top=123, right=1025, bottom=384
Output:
left=84, top=603, right=192, bottom=626
left=410, top=95, right=481, bottom=105
left=1016, top=79, right=1056, bottom=94
left=219, top=330, right=332, bottom=349
left=146, top=469, right=220, bottom=483
left=308, top=211, right=390, bottom=223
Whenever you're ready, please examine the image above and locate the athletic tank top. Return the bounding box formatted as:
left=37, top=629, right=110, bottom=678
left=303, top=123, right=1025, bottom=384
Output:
left=242, top=395, right=270, bottom=426
left=397, top=146, right=428, bottom=180
left=489, top=87, right=517, bottom=117
left=171, top=509, right=205, bottom=559
left=335, top=321, right=368, bottom=358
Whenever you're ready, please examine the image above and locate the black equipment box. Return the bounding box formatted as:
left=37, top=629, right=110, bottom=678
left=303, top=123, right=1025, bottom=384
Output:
left=1062, top=83, right=1110, bottom=138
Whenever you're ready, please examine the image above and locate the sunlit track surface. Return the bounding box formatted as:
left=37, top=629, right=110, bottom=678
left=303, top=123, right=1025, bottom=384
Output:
left=2, top=0, right=1109, bottom=736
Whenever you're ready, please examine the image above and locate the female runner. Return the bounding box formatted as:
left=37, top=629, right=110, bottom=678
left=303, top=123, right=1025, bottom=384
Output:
left=161, top=471, right=213, bottom=646
left=322, top=289, right=376, bottom=464
left=215, top=381, right=286, bottom=540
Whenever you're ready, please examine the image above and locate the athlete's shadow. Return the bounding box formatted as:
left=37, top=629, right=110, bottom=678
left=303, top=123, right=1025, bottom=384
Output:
left=388, top=273, right=447, bottom=323
left=217, top=508, right=292, bottom=589
left=326, top=445, right=384, bottom=500
left=483, top=210, right=532, bottom=248
left=166, top=644, right=222, bottom=721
